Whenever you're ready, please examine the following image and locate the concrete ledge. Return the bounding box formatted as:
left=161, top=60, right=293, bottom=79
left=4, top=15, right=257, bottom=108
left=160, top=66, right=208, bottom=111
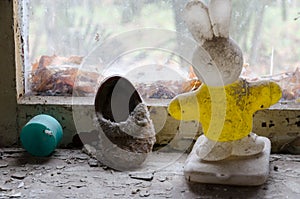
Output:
left=0, top=148, right=299, bottom=198
left=15, top=96, right=300, bottom=154
left=184, top=136, right=271, bottom=186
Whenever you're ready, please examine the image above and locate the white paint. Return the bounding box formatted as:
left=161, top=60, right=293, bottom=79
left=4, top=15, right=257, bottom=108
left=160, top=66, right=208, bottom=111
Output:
left=270, top=47, right=274, bottom=76
left=20, top=0, right=30, bottom=93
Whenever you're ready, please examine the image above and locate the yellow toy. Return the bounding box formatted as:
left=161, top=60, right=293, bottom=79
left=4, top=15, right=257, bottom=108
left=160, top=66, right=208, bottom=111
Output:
left=172, top=0, right=283, bottom=185
left=168, top=79, right=282, bottom=142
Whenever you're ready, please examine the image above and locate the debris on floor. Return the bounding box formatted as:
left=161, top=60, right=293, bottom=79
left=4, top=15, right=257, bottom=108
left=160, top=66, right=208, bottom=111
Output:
left=0, top=148, right=299, bottom=198
left=129, top=172, right=154, bottom=181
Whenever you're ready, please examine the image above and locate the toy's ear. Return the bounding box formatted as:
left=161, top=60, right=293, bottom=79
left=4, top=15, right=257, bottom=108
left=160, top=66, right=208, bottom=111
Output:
left=208, top=0, right=232, bottom=38
left=183, top=0, right=214, bottom=44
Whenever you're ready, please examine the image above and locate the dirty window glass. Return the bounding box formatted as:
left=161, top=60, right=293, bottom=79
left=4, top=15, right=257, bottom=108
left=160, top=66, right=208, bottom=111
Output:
left=22, top=0, right=300, bottom=102
left=24, top=0, right=194, bottom=98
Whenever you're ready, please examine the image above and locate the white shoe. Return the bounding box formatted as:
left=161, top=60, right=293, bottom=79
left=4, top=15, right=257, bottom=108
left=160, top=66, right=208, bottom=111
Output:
left=232, top=132, right=265, bottom=156
left=195, top=133, right=265, bottom=161
left=196, top=135, right=232, bottom=161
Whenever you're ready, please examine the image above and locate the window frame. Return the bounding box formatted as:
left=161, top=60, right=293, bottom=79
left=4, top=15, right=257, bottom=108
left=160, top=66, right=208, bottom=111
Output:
left=5, top=0, right=299, bottom=152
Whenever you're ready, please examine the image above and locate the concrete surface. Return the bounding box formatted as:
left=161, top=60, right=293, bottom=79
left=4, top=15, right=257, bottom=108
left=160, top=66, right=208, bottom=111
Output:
left=0, top=148, right=299, bottom=199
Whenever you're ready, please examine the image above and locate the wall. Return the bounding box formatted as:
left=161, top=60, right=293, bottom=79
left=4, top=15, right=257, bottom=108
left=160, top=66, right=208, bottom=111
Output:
left=253, top=108, right=300, bottom=154
left=0, top=0, right=18, bottom=147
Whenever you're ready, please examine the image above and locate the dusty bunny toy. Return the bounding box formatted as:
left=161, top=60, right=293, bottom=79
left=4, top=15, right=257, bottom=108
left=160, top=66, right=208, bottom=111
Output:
left=168, top=0, right=282, bottom=185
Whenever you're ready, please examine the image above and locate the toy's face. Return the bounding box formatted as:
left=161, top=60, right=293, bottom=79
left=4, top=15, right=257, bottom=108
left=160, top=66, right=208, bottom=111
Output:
left=192, top=37, right=243, bottom=87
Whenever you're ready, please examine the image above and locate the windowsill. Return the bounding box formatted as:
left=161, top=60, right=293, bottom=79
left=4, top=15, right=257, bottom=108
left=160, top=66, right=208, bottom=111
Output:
left=17, top=96, right=172, bottom=107
left=18, top=96, right=94, bottom=106
left=16, top=95, right=300, bottom=154
left=17, top=95, right=300, bottom=109
left=270, top=101, right=300, bottom=110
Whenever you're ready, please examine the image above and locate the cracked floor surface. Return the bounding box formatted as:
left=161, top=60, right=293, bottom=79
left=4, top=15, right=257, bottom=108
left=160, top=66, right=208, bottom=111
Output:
left=0, top=148, right=299, bottom=199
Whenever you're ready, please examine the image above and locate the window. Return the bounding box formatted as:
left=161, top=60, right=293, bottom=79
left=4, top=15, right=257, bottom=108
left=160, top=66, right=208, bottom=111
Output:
left=19, top=0, right=300, bottom=102
left=21, top=0, right=196, bottom=100
left=11, top=0, right=300, bottom=152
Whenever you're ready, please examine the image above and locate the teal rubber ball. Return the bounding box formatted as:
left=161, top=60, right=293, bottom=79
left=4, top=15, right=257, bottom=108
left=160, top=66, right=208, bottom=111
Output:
left=20, top=114, right=63, bottom=157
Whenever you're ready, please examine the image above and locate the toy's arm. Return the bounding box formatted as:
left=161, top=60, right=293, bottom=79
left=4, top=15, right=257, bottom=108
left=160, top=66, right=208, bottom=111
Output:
left=168, top=89, right=202, bottom=121
left=248, top=81, right=282, bottom=112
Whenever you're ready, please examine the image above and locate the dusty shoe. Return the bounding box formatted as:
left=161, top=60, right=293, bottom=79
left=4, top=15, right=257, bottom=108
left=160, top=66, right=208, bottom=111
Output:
left=232, top=132, right=265, bottom=156
left=196, top=135, right=232, bottom=161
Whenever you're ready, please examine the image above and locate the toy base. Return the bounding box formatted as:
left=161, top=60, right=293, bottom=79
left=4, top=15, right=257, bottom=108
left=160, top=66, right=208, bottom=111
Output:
left=184, top=135, right=271, bottom=186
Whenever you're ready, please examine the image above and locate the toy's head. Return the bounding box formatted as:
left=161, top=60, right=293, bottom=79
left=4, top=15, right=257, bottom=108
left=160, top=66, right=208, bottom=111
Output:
left=183, top=0, right=243, bottom=86
left=193, top=37, right=243, bottom=86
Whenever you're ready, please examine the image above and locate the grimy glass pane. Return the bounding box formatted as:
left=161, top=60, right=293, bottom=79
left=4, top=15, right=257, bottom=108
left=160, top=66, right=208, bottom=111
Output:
left=22, top=0, right=300, bottom=102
